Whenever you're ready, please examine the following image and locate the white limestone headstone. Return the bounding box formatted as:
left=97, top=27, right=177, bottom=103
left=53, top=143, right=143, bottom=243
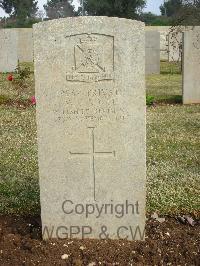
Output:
left=145, top=31, right=160, bottom=74
left=0, top=29, right=18, bottom=73
left=146, top=26, right=170, bottom=61
left=34, top=17, right=146, bottom=241
left=17, top=28, right=33, bottom=62
left=183, top=27, right=200, bottom=104
left=168, top=31, right=182, bottom=62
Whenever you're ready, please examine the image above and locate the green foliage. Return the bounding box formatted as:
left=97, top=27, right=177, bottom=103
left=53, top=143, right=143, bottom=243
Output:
left=0, top=94, right=10, bottom=105
left=160, top=0, right=183, bottom=17
left=0, top=0, right=38, bottom=26
left=78, top=0, right=146, bottom=19
left=140, top=12, right=173, bottom=26
left=0, top=0, right=13, bottom=14
left=140, top=12, right=157, bottom=25
left=160, top=61, right=181, bottom=75
left=44, top=0, right=74, bottom=19
left=159, top=0, right=200, bottom=26
left=150, top=17, right=173, bottom=26
left=166, top=95, right=182, bottom=104
left=146, top=61, right=182, bottom=104
left=15, top=65, right=31, bottom=81
left=0, top=178, right=40, bottom=215
left=146, top=95, right=154, bottom=106
left=10, top=65, right=32, bottom=96
left=3, top=18, right=40, bottom=28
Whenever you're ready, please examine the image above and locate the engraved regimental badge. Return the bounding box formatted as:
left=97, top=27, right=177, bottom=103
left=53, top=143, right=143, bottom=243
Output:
left=66, top=33, right=114, bottom=82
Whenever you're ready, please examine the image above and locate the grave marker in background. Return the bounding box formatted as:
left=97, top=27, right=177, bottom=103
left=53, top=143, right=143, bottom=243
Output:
left=145, top=31, right=160, bottom=74
left=168, top=31, right=182, bottom=62
left=17, top=28, right=33, bottom=62
left=183, top=27, right=200, bottom=104
left=146, top=26, right=170, bottom=61
left=0, top=29, right=18, bottom=73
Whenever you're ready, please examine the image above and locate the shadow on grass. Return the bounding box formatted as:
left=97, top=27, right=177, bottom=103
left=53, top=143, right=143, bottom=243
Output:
left=155, top=95, right=183, bottom=105
left=0, top=94, right=33, bottom=108
left=147, top=95, right=183, bottom=106
left=160, top=61, right=182, bottom=75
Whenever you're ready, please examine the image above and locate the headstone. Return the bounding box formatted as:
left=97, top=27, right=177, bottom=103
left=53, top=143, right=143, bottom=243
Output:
left=34, top=17, right=146, bottom=241
left=0, top=29, right=18, bottom=72
left=145, top=31, right=160, bottom=74
left=160, top=29, right=170, bottom=61
left=168, top=31, right=182, bottom=62
left=146, top=26, right=170, bottom=61
left=183, top=27, right=200, bottom=104
left=17, top=28, right=33, bottom=62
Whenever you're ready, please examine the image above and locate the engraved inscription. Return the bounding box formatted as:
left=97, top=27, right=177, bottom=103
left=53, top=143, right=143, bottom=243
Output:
left=54, top=87, right=128, bottom=123
left=66, top=33, right=114, bottom=82
left=69, top=127, right=116, bottom=201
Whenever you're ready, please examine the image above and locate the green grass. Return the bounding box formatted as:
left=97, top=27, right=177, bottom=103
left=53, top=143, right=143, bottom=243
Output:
left=146, top=61, right=182, bottom=104
left=147, top=105, right=200, bottom=215
left=0, top=62, right=200, bottom=216
left=160, top=60, right=182, bottom=75
left=0, top=106, right=39, bottom=215
left=0, top=63, right=34, bottom=104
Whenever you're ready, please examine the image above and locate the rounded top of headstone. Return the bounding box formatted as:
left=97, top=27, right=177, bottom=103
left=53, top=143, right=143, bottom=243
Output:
left=33, top=16, right=144, bottom=30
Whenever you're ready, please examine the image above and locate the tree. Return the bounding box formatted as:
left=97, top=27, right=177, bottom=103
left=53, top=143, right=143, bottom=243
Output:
left=0, top=0, right=38, bottom=25
left=160, top=0, right=183, bottom=17
left=77, top=0, right=146, bottom=19
left=160, top=0, right=200, bottom=25
left=140, top=12, right=157, bottom=25
left=140, top=12, right=172, bottom=25
left=180, top=0, right=200, bottom=25
left=44, top=0, right=75, bottom=19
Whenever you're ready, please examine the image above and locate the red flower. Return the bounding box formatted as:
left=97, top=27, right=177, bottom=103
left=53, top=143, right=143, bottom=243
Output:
left=31, top=96, right=36, bottom=105
left=7, top=74, right=13, bottom=81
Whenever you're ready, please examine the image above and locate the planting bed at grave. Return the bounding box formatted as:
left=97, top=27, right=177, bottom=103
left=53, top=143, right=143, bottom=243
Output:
left=0, top=215, right=199, bottom=265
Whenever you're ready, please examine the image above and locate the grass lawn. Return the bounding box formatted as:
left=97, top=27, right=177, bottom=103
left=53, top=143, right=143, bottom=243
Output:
left=0, top=62, right=200, bottom=217
left=146, top=61, right=182, bottom=104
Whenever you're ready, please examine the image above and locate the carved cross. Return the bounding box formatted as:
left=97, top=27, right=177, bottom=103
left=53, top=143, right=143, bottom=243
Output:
left=69, top=127, right=116, bottom=201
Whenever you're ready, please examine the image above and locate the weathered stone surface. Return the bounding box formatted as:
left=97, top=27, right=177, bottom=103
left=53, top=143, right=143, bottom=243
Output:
left=0, top=29, right=18, bottom=72
left=34, top=17, right=146, bottom=241
left=17, top=28, right=33, bottom=62
left=145, top=31, right=160, bottom=74
left=168, top=30, right=183, bottom=62
left=183, top=27, right=200, bottom=104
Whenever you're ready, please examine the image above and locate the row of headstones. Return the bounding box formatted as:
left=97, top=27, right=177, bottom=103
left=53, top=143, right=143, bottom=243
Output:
left=1, top=26, right=198, bottom=104
left=0, top=18, right=198, bottom=240
left=146, top=26, right=200, bottom=75
left=145, top=28, right=182, bottom=75
left=0, top=26, right=182, bottom=73
left=145, top=26, right=195, bottom=76
left=145, top=26, right=200, bottom=104
left=146, top=26, right=184, bottom=63
left=0, top=28, right=33, bottom=72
